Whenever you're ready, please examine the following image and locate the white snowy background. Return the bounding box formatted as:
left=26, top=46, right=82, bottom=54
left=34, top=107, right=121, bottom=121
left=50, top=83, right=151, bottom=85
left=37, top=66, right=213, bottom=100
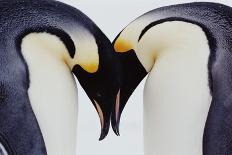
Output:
left=59, top=0, right=232, bottom=155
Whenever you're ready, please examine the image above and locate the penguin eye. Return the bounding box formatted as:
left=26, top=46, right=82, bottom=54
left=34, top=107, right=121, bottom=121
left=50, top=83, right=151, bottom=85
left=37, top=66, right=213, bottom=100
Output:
left=96, top=92, right=102, bottom=97
left=0, top=143, right=8, bottom=155
left=94, top=92, right=102, bottom=101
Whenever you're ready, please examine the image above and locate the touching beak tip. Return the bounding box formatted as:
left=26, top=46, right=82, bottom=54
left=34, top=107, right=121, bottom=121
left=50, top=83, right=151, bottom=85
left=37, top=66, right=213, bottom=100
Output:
left=94, top=89, right=122, bottom=140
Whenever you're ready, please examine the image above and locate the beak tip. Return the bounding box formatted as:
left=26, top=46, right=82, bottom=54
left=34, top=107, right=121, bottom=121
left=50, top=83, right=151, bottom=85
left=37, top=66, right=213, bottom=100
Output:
left=98, top=137, right=104, bottom=141
left=99, top=126, right=110, bottom=141
left=115, top=130, right=120, bottom=136
left=112, top=121, right=121, bottom=136
left=117, top=129, right=120, bottom=136
left=99, top=131, right=106, bottom=141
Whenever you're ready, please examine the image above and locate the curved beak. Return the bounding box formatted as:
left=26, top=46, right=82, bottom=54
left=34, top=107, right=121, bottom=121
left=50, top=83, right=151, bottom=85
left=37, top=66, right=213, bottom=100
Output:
left=111, top=48, right=147, bottom=136
left=92, top=99, right=111, bottom=140
left=111, top=90, right=121, bottom=136
left=91, top=89, right=120, bottom=140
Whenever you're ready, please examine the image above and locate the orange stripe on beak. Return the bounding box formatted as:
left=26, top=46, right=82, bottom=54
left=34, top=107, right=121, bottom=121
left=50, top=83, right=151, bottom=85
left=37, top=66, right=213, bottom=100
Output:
left=94, top=100, right=104, bottom=129
left=115, top=89, right=121, bottom=123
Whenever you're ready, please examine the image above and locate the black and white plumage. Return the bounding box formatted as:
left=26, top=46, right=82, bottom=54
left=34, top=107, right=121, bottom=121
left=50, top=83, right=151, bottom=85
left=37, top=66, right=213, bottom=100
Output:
left=113, top=2, right=232, bottom=155
left=0, top=0, right=120, bottom=155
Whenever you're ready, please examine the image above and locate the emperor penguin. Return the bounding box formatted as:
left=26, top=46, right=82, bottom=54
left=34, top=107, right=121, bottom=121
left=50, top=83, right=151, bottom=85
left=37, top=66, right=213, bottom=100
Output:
left=0, top=0, right=120, bottom=155
left=112, top=2, right=232, bottom=155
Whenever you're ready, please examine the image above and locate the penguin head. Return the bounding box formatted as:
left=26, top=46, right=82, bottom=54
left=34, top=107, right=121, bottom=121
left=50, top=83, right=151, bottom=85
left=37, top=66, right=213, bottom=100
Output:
left=69, top=27, right=120, bottom=140
left=20, top=24, right=120, bottom=140
left=111, top=18, right=156, bottom=135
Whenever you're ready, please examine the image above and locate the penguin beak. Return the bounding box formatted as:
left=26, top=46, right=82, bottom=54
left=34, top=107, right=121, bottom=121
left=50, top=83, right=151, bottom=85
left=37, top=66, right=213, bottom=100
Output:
left=72, top=64, right=119, bottom=140
left=111, top=41, right=147, bottom=135
left=93, top=88, right=121, bottom=139
left=92, top=99, right=111, bottom=140
left=93, top=90, right=120, bottom=140
left=72, top=35, right=120, bottom=140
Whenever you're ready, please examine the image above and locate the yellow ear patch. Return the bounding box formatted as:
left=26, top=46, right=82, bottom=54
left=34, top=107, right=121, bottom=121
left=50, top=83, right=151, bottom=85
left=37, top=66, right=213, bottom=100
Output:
left=114, top=39, right=132, bottom=53
left=80, top=62, right=99, bottom=73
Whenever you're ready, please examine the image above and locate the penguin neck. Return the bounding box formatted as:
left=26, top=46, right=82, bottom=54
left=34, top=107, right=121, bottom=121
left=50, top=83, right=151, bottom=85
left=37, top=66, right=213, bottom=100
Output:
left=21, top=33, right=78, bottom=155
left=141, top=21, right=212, bottom=155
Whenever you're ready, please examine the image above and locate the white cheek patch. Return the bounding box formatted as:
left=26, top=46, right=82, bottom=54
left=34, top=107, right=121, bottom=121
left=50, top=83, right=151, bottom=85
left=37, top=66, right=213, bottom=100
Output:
left=136, top=21, right=210, bottom=72
left=139, top=21, right=212, bottom=155
left=67, top=27, right=99, bottom=73
left=21, top=33, right=79, bottom=155
left=0, top=143, right=8, bottom=155
left=21, top=33, right=70, bottom=63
